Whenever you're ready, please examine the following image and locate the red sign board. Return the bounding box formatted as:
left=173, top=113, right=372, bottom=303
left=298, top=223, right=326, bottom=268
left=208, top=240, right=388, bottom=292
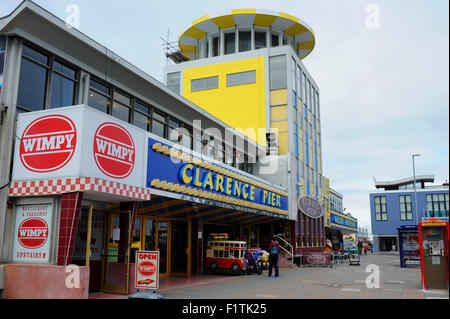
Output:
left=19, top=115, right=77, bottom=172
left=17, top=217, right=49, bottom=249
left=93, top=122, right=135, bottom=179
left=135, top=251, right=159, bottom=290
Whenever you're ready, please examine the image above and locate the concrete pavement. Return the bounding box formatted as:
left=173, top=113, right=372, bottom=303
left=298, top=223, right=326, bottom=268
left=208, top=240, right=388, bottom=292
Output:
left=158, top=253, right=449, bottom=299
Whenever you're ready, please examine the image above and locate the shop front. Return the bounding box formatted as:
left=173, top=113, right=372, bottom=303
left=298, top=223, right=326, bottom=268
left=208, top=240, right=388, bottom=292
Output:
left=325, top=209, right=358, bottom=251
left=3, top=104, right=290, bottom=298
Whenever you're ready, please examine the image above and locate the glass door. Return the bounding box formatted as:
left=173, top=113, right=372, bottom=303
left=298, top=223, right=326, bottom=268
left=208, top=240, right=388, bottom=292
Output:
left=102, top=211, right=131, bottom=294
left=144, top=218, right=169, bottom=276
left=171, top=220, right=189, bottom=276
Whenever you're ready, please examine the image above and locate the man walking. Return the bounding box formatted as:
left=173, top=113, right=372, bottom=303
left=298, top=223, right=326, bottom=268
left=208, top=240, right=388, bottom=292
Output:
left=268, top=236, right=281, bottom=278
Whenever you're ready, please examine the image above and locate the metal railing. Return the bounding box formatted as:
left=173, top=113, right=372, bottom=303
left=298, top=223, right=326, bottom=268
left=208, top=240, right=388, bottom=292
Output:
left=274, top=234, right=294, bottom=268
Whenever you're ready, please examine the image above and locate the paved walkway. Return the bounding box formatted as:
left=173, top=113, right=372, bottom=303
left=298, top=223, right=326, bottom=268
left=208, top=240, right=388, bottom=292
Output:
left=156, top=254, right=449, bottom=299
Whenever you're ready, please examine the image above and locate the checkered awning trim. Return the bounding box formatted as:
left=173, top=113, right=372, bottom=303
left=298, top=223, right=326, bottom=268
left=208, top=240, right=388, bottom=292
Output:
left=9, top=177, right=151, bottom=200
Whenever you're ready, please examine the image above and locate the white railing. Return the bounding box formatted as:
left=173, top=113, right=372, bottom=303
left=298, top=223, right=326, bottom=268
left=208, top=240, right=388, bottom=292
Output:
left=274, top=234, right=294, bottom=268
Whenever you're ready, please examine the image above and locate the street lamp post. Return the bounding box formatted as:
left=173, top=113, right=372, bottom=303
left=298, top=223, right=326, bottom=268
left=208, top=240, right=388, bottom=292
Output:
left=412, top=154, right=421, bottom=223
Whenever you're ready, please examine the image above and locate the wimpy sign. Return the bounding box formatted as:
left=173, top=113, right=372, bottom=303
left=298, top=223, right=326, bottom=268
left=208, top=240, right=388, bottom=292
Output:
left=12, top=204, right=53, bottom=263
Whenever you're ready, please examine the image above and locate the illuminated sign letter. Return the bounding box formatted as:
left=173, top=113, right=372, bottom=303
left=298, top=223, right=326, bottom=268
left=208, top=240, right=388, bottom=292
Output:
left=179, top=163, right=193, bottom=184
left=202, top=172, right=214, bottom=191
left=242, top=184, right=249, bottom=200
left=225, top=177, right=232, bottom=195
left=214, top=174, right=224, bottom=193
left=193, top=168, right=203, bottom=187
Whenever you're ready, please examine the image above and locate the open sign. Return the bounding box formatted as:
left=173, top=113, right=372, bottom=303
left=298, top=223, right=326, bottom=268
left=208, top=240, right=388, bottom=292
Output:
left=135, top=251, right=159, bottom=290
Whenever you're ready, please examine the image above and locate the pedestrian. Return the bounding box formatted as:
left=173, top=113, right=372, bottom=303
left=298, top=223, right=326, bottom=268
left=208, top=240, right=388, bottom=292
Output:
left=268, top=236, right=281, bottom=278
left=357, top=240, right=363, bottom=255
left=364, top=244, right=368, bottom=255
left=369, top=242, right=373, bottom=253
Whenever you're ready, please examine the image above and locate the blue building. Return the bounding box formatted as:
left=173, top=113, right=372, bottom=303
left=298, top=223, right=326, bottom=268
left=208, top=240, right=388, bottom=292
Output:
left=370, top=175, right=449, bottom=252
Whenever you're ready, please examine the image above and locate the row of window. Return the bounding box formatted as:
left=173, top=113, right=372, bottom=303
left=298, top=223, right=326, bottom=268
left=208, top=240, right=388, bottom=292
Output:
left=212, top=249, right=243, bottom=259
left=190, top=70, right=256, bottom=93
left=198, top=28, right=296, bottom=59
left=374, top=193, right=449, bottom=221
left=15, top=42, right=255, bottom=174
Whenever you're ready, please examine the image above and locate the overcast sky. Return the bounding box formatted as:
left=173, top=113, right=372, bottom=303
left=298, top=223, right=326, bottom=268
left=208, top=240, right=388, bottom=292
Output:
left=2, top=0, right=449, bottom=231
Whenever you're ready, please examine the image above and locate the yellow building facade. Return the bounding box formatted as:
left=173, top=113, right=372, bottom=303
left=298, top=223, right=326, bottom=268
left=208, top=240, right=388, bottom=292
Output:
left=165, top=10, right=326, bottom=248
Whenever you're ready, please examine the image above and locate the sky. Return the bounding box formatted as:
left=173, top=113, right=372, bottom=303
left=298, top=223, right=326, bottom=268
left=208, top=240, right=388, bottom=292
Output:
left=1, top=0, right=449, bottom=232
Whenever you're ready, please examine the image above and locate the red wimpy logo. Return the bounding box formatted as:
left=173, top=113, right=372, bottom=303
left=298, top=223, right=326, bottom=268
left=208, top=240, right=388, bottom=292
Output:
left=19, top=115, right=77, bottom=172
left=93, top=122, right=135, bottom=179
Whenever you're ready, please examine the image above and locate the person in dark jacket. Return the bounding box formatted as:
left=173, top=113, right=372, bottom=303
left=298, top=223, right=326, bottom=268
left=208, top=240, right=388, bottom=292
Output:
left=268, top=236, right=281, bottom=277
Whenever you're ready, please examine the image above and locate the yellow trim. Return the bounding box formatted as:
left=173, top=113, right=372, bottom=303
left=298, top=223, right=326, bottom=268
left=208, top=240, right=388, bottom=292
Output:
left=329, top=223, right=358, bottom=232
left=211, top=14, right=235, bottom=29
left=232, top=9, right=257, bottom=15
left=192, top=14, right=210, bottom=26
left=285, top=23, right=308, bottom=37
left=298, top=41, right=315, bottom=50
left=279, top=12, right=299, bottom=23
left=253, top=14, right=278, bottom=27
left=183, top=27, right=207, bottom=40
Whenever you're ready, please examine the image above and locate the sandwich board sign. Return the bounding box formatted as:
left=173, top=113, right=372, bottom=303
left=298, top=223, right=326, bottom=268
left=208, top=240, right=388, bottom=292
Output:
left=135, top=251, right=159, bottom=290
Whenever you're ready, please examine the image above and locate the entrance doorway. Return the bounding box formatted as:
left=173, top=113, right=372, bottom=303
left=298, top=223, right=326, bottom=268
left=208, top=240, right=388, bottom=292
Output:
left=102, top=210, right=132, bottom=294
left=143, top=218, right=169, bottom=276
left=171, top=220, right=191, bottom=276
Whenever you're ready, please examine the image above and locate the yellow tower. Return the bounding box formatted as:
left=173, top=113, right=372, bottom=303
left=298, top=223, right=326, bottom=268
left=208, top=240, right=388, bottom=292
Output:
left=165, top=9, right=322, bottom=200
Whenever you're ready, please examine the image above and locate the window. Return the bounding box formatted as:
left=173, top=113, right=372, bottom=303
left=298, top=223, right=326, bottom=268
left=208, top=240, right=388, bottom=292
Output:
left=191, top=76, right=219, bottom=92
left=112, top=91, right=131, bottom=123
left=426, top=193, right=449, bottom=218
left=238, top=31, right=251, bottom=52
left=294, top=122, right=299, bottom=158
left=314, top=142, right=318, bottom=169
left=226, top=70, right=256, bottom=87
left=375, top=196, right=387, bottom=221
left=168, top=118, right=181, bottom=143
left=212, top=36, right=219, bottom=57
left=255, top=31, right=266, bottom=49
left=50, top=61, right=77, bottom=108
left=224, top=32, right=236, bottom=55
left=304, top=132, right=309, bottom=166
left=399, top=195, right=413, bottom=221
left=133, top=100, right=151, bottom=131
left=167, top=72, right=180, bottom=94
left=291, top=58, right=296, bottom=92
left=269, top=55, right=286, bottom=90
left=17, top=44, right=78, bottom=112
left=271, top=33, right=279, bottom=47
left=301, top=73, right=306, bottom=102
left=297, top=66, right=301, bottom=100
left=152, top=111, right=166, bottom=138
left=88, top=78, right=111, bottom=114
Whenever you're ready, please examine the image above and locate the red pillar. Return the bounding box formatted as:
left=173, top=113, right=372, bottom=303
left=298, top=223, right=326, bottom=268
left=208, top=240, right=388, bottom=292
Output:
left=57, top=192, right=83, bottom=266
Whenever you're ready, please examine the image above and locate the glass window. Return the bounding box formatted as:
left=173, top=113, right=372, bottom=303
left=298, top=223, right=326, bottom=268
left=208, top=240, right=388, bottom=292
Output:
left=400, top=195, right=413, bottom=221
left=238, top=31, right=251, bottom=52
left=17, top=57, right=48, bottom=111
left=225, top=32, right=236, bottom=55
left=375, top=196, right=387, bottom=221
left=191, top=76, right=219, bottom=92
left=90, top=79, right=110, bottom=95
left=53, top=60, right=76, bottom=79
left=271, top=33, right=279, bottom=47
left=134, top=111, right=150, bottom=131
left=167, top=72, right=181, bottom=94
left=212, top=36, right=219, bottom=57
left=269, top=55, right=287, bottom=90
left=112, top=101, right=130, bottom=122
left=226, top=70, right=256, bottom=87
left=255, top=31, right=266, bottom=49
left=22, top=45, right=48, bottom=65
left=50, top=72, right=75, bottom=108
left=152, top=111, right=166, bottom=138
left=88, top=90, right=109, bottom=113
